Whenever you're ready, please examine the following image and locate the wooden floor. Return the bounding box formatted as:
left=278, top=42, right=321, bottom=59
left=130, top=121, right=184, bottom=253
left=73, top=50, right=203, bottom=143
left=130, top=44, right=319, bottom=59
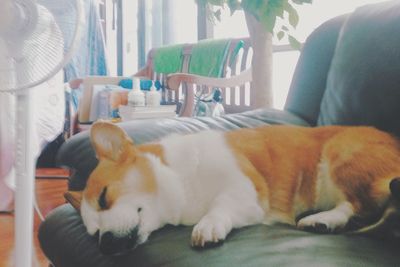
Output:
left=0, top=175, right=68, bottom=267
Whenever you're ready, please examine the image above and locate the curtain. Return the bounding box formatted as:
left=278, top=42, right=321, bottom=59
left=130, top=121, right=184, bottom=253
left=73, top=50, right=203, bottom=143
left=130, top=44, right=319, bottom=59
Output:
left=64, top=0, right=108, bottom=81
left=64, top=0, right=109, bottom=132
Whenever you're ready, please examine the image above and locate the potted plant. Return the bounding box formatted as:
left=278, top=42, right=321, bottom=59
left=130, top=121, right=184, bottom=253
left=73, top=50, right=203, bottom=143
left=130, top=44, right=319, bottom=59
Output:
left=196, top=0, right=313, bottom=108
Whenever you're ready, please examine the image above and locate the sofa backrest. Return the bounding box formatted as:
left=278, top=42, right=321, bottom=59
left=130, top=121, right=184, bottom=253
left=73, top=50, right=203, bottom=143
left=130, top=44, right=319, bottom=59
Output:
left=284, top=14, right=348, bottom=126
left=287, top=0, right=400, bottom=132
left=317, top=0, right=400, bottom=136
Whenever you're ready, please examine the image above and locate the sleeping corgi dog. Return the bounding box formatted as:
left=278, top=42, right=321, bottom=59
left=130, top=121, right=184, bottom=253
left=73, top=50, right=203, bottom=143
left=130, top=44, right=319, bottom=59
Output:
left=80, top=121, right=400, bottom=255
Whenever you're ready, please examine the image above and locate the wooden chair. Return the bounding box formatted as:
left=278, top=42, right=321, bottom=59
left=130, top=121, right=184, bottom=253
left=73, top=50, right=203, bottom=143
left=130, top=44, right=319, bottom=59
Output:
left=135, top=38, right=254, bottom=116
left=70, top=37, right=255, bottom=129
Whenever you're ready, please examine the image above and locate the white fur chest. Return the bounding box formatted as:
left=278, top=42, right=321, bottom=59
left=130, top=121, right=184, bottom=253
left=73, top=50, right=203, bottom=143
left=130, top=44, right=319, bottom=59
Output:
left=160, top=130, right=259, bottom=225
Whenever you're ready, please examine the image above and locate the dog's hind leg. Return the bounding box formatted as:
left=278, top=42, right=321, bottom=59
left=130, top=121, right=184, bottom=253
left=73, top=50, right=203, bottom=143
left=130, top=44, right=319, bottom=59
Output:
left=298, top=128, right=400, bottom=233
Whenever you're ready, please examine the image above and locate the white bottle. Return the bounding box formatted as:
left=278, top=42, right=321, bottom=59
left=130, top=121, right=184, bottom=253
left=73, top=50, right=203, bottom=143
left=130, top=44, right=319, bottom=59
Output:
left=146, top=84, right=161, bottom=107
left=128, top=79, right=145, bottom=107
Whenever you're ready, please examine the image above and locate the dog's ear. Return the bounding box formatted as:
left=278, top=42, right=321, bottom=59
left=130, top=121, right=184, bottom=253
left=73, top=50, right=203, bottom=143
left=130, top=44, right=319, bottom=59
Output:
left=90, top=121, right=136, bottom=162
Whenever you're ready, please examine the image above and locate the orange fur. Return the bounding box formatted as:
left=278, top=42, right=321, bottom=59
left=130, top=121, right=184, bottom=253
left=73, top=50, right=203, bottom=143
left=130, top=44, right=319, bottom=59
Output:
left=84, top=155, right=159, bottom=210
left=138, top=143, right=166, bottom=164
left=86, top=122, right=400, bottom=224
left=226, top=125, right=400, bottom=220
left=90, top=122, right=137, bottom=163
left=84, top=122, right=163, bottom=210
left=322, top=127, right=400, bottom=214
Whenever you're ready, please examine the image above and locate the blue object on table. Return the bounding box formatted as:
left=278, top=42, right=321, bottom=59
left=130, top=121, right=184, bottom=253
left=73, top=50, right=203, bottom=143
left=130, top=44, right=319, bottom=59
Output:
left=154, top=80, right=162, bottom=90
left=119, top=79, right=133, bottom=89
left=140, top=80, right=152, bottom=91
left=119, top=79, right=162, bottom=91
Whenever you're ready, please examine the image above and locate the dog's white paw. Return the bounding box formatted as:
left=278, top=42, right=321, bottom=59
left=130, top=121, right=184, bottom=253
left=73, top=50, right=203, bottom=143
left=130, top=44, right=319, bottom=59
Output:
left=297, top=202, right=354, bottom=233
left=191, top=216, right=232, bottom=247
left=297, top=210, right=350, bottom=233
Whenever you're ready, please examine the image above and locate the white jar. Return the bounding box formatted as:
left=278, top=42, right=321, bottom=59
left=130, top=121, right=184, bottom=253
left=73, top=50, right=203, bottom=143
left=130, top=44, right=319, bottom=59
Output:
left=128, top=87, right=145, bottom=107
left=146, top=84, right=161, bottom=107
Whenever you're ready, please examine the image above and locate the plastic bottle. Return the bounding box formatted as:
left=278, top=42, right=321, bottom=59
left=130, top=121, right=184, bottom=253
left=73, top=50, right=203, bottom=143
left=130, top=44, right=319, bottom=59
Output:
left=128, top=79, right=145, bottom=107
left=146, top=83, right=161, bottom=107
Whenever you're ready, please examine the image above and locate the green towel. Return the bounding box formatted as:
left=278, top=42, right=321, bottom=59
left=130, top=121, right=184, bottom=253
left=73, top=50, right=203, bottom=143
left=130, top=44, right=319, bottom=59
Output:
left=189, top=39, right=232, bottom=78
left=229, top=40, right=244, bottom=68
left=153, top=44, right=184, bottom=74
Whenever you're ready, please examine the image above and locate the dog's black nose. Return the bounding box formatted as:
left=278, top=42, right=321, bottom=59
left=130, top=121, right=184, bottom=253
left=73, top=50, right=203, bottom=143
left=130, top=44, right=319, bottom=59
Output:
left=99, top=228, right=139, bottom=255
left=99, top=231, right=116, bottom=255
left=390, top=177, right=400, bottom=201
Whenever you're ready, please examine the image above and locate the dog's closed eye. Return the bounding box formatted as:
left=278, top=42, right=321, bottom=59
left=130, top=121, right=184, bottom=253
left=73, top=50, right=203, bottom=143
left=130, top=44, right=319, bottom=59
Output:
left=98, top=187, right=108, bottom=210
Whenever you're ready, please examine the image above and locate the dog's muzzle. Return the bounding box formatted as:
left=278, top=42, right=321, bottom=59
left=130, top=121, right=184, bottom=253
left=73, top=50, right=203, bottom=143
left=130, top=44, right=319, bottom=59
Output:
left=99, top=227, right=139, bottom=255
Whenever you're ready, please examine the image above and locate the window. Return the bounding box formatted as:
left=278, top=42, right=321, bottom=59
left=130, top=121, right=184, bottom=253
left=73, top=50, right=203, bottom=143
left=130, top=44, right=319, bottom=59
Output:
left=102, top=1, right=388, bottom=104
left=169, top=1, right=198, bottom=44
left=213, top=9, right=248, bottom=39
left=101, top=0, right=197, bottom=75
left=138, top=0, right=197, bottom=69
left=213, top=0, right=388, bottom=109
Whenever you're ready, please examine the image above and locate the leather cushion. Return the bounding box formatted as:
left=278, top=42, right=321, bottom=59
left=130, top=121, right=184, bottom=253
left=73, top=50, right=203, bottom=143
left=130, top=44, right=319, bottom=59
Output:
left=56, top=108, right=309, bottom=191
left=39, top=204, right=400, bottom=267
left=318, top=0, right=400, bottom=135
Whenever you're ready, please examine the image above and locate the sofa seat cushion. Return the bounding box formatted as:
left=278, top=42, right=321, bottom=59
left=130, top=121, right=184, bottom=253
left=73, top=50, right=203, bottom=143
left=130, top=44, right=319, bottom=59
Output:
left=318, top=0, right=400, bottom=135
left=39, top=204, right=400, bottom=267
left=57, top=108, right=309, bottom=191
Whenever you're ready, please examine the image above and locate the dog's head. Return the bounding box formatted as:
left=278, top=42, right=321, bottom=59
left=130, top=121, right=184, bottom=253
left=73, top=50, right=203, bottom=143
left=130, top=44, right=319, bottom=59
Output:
left=80, top=122, right=179, bottom=255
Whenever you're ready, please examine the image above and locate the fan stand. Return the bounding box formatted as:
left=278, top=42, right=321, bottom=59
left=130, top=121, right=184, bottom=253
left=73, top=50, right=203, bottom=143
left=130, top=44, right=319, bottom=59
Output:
left=14, top=90, right=36, bottom=267
left=1, top=1, right=84, bottom=264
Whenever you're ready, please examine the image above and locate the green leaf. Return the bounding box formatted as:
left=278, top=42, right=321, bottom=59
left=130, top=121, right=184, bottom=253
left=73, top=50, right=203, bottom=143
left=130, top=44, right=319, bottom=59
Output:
left=214, top=9, right=222, bottom=21
left=268, top=0, right=286, bottom=19
left=241, top=0, right=263, bottom=21
left=227, top=0, right=241, bottom=14
left=255, top=0, right=282, bottom=33
left=277, top=31, right=285, bottom=40
left=241, top=0, right=264, bottom=16
left=196, top=0, right=312, bottom=35
left=288, top=35, right=302, bottom=50
left=258, top=3, right=278, bottom=33
left=275, top=7, right=285, bottom=19
left=260, top=14, right=277, bottom=33
left=286, top=3, right=299, bottom=28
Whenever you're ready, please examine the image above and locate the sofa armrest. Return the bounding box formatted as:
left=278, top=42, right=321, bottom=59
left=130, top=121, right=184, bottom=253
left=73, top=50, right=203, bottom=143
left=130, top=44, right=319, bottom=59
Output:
left=56, top=108, right=309, bottom=191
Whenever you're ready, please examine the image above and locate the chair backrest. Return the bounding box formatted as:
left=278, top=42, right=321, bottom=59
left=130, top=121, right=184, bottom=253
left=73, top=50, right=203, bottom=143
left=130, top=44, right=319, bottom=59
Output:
left=135, top=38, right=254, bottom=116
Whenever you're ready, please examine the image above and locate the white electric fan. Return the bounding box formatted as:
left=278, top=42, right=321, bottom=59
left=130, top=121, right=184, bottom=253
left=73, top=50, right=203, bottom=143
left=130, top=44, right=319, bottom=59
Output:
left=0, top=0, right=84, bottom=266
